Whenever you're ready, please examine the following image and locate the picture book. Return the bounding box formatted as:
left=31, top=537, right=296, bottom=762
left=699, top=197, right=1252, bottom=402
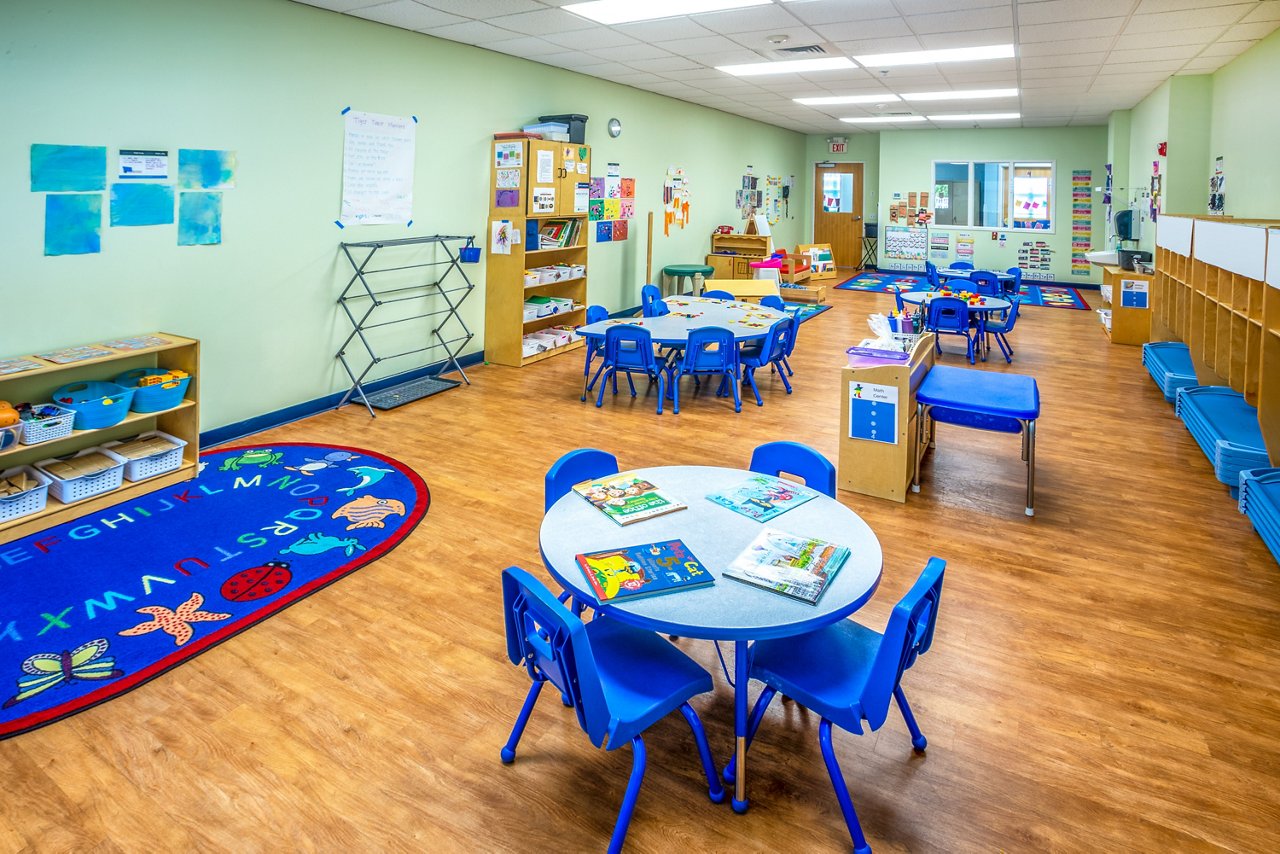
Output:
left=100, top=335, right=170, bottom=351
left=32, top=345, right=113, bottom=364
left=0, top=357, right=43, bottom=376
left=571, top=472, right=686, bottom=526
left=576, top=539, right=713, bottom=603
left=723, top=528, right=850, bottom=605
left=706, top=475, right=817, bottom=523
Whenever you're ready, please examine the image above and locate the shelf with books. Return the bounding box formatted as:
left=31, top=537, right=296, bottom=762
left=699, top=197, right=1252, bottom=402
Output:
left=485, top=138, right=591, bottom=368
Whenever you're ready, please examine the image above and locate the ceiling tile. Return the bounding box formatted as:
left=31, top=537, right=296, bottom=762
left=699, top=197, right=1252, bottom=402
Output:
left=423, top=20, right=514, bottom=44
left=698, top=48, right=779, bottom=65
left=1178, top=55, right=1232, bottom=71
left=905, top=6, right=1014, bottom=34
left=536, top=50, right=613, bottom=69
left=1097, top=59, right=1188, bottom=75
left=807, top=17, right=914, bottom=42
left=1105, top=44, right=1204, bottom=63
left=1018, top=18, right=1128, bottom=42
left=589, top=43, right=673, bottom=62
left=1018, top=37, right=1112, bottom=57
left=610, top=18, right=718, bottom=42
left=1241, top=1, right=1280, bottom=22
left=1020, top=67, right=1099, bottom=80
left=727, top=26, right=825, bottom=51
left=1113, top=26, right=1228, bottom=48
left=1133, top=0, right=1254, bottom=12
left=486, top=7, right=596, bottom=36
left=894, top=0, right=1009, bottom=11
left=624, top=55, right=702, bottom=73
left=1198, top=38, right=1258, bottom=55
left=690, top=5, right=808, bottom=35
left=918, top=28, right=1014, bottom=49
left=832, top=35, right=924, bottom=55
left=1020, top=51, right=1110, bottom=69
left=541, top=26, right=638, bottom=49
left=420, top=0, right=543, bottom=15
left=1124, top=5, right=1257, bottom=33
left=783, top=0, right=902, bottom=25
left=349, top=1, right=465, bottom=30
left=659, top=34, right=747, bottom=54
left=483, top=35, right=563, bottom=57
left=1018, top=0, right=1141, bottom=26
left=1224, top=20, right=1280, bottom=39
left=294, top=0, right=383, bottom=12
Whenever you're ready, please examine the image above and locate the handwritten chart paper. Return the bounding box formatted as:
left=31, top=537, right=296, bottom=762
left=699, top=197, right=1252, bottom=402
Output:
left=341, top=111, right=416, bottom=225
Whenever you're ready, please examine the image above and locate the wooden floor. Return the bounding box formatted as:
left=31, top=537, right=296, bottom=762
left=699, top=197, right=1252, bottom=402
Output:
left=3, top=289, right=1279, bottom=853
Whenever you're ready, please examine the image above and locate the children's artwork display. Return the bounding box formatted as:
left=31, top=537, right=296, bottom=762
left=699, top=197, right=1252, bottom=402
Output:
left=1209, top=156, right=1225, bottom=214
left=177, top=191, right=222, bottom=246
left=882, top=226, right=927, bottom=271
left=1071, top=169, right=1093, bottom=276
left=575, top=539, right=714, bottom=603
left=591, top=163, right=634, bottom=242
left=663, top=166, right=689, bottom=236
left=43, top=193, right=102, bottom=256
left=109, top=183, right=175, bottom=227
left=30, top=144, right=107, bottom=192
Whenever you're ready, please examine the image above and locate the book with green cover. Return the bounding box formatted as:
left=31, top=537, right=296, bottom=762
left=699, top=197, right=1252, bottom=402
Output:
left=575, top=539, right=713, bottom=603
left=723, top=527, right=849, bottom=605
left=571, top=472, right=686, bottom=526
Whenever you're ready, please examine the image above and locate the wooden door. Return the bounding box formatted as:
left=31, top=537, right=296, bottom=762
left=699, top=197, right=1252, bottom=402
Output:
left=526, top=140, right=561, bottom=217
left=813, top=162, right=864, bottom=270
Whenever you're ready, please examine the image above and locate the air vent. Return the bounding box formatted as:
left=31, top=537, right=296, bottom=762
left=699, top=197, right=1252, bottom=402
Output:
left=777, top=44, right=827, bottom=55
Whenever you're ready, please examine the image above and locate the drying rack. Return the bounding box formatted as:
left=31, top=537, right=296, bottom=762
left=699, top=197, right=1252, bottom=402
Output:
left=336, top=234, right=476, bottom=416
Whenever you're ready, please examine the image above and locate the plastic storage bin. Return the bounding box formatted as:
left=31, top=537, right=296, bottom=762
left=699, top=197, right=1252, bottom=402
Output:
left=115, top=368, right=191, bottom=413
left=101, top=431, right=188, bottom=482
left=538, top=113, right=588, bottom=144
left=19, top=403, right=77, bottom=445
left=36, top=447, right=125, bottom=504
left=0, top=465, right=50, bottom=523
left=0, top=423, right=20, bottom=452
left=51, top=381, right=134, bottom=430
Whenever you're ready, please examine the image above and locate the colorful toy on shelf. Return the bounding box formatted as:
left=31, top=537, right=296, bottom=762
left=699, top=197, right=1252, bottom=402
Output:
left=0, top=400, right=18, bottom=428
left=136, top=369, right=189, bottom=388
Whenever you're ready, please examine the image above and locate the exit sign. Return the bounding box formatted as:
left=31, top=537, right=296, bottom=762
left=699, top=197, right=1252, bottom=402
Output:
left=830, top=141, right=847, bottom=154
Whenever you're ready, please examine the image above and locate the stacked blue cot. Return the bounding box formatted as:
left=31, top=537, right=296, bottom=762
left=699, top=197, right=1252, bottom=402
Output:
left=1238, top=469, right=1280, bottom=564
left=1142, top=342, right=1198, bottom=403
left=1176, top=386, right=1269, bottom=494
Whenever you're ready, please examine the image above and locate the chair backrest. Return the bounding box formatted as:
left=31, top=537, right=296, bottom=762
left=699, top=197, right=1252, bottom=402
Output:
left=760, top=294, right=785, bottom=311
left=950, top=261, right=974, bottom=270
left=641, top=285, right=668, bottom=318
left=545, top=448, right=618, bottom=512
left=860, top=558, right=945, bottom=730
left=892, top=286, right=906, bottom=313
left=925, top=261, right=936, bottom=279
left=927, top=266, right=941, bottom=289
left=762, top=316, right=794, bottom=363
left=585, top=304, right=609, bottom=325
left=702, top=289, right=735, bottom=301
left=604, top=324, right=658, bottom=371
left=748, top=440, right=836, bottom=498
left=926, top=296, right=970, bottom=333
left=970, top=271, right=1000, bottom=296
left=1005, top=266, right=1023, bottom=290
left=502, top=566, right=611, bottom=747
left=679, top=326, right=737, bottom=374
left=783, top=308, right=801, bottom=358
left=1000, top=296, right=1022, bottom=331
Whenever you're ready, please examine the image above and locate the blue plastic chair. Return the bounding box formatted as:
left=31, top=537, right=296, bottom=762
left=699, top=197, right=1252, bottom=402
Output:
left=749, top=441, right=836, bottom=497
left=925, top=297, right=976, bottom=364
left=579, top=305, right=610, bottom=402
left=545, top=448, right=618, bottom=513
left=925, top=260, right=937, bottom=283
left=984, top=296, right=1021, bottom=363
left=950, top=260, right=974, bottom=270
left=730, top=558, right=946, bottom=854
left=1004, top=266, right=1023, bottom=297
left=969, top=271, right=1001, bottom=296
left=779, top=305, right=803, bottom=377
left=926, top=265, right=942, bottom=290
left=702, top=289, right=735, bottom=301
left=760, top=294, right=786, bottom=311
left=740, top=317, right=794, bottom=406
left=500, top=567, right=725, bottom=854
left=892, top=286, right=906, bottom=314
left=641, top=284, right=669, bottom=318
left=596, top=325, right=668, bottom=414
left=670, top=326, right=741, bottom=414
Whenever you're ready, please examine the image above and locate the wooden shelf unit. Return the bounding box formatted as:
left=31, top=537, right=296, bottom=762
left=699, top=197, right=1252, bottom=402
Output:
left=0, top=333, right=199, bottom=544
left=1153, top=216, right=1280, bottom=459
left=1096, top=265, right=1154, bottom=345
left=705, top=231, right=772, bottom=279
left=485, top=139, right=591, bottom=368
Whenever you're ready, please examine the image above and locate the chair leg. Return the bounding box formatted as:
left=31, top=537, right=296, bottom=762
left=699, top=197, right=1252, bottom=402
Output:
left=745, top=367, right=763, bottom=406
left=723, top=685, right=776, bottom=784
left=500, top=680, right=545, bottom=763
left=596, top=368, right=613, bottom=408
left=730, top=368, right=741, bottom=413
left=777, top=362, right=793, bottom=394
left=626, top=371, right=637, bottom=398
left=672, top=372, right=680, bottom=414
left=655, top=371, right=665, bottom=415
left=679, top=703, right=726, bottom=804
left=608, top=737, right=647, bottom=854
left=782, top=354, right=794, bottom=377
left=819, top=718, right=873, bottom=854
left=894, top=686, right=927, bottom=752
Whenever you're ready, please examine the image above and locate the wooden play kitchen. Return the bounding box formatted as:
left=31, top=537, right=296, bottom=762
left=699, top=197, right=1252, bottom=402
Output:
left=0, top=333, right=199, bottom=544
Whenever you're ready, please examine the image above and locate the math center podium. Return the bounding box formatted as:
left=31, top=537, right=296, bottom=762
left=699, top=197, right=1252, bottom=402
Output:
left=838, top=334, right=935, bottom=502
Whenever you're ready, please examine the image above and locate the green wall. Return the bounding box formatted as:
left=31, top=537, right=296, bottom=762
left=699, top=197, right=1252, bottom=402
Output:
left=1209, top=28, right=1280, bottom=219
left=2, top=0, right=807, bottom=429
left=871, top=127, right=1108, bottom=284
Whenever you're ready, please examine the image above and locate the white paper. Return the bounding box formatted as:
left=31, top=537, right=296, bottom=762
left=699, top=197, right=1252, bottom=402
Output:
left=118, top=149, right=168, bottom=179
left=537, top=150, right=554, bottom=184
left=494, top=142, right=522, bottom=168
left=607, top=162, right=621, bottom=177
left=574, top=183, right=589, bottom=214
left=577, top=162, right=588, bottom=175
left=491, top=220, right=513, bottom=255
left=341, top=110, right=416, bottom=225
left=532, top=187, right=556, bottom=214
left=497, top=168, right=521, bottom=189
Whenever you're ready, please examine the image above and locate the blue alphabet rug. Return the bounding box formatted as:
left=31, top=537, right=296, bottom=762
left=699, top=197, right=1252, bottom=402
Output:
left=0, top=442, right=428, bottom=739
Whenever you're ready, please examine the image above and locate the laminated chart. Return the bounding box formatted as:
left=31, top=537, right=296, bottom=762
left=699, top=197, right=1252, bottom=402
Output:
left=1071, top=170, right=1093, bottom=276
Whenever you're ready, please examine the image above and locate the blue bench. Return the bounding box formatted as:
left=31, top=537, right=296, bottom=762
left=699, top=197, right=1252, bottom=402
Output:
left=1175, top=386, right=1269, bottom=492
left=1142, top=342, right=1197, bottom=403
left=1238, top=468, right=1280, bottom=565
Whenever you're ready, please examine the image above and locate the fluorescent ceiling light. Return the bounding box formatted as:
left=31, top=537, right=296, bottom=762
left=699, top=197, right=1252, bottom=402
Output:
left=927, top=113, right=1021, bottom=121
left=853, top=45, right=1015, bottom=68
left=717, top=57, right=857, bottom=77
left=794, top=94, right=901, bottom=105
left=840, top=116, right=927, bottom=124
left=563, top=0, right=770, bottom=25
left=902, top=88, right=1018, bottom=101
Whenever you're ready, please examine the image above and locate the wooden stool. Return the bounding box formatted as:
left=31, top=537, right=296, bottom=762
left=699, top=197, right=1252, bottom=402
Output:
left=663, top=264, right=714, bottom=297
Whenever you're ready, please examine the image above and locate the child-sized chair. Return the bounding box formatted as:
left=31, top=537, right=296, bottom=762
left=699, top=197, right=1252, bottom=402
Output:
left=545, top=447, right=618, bottom=513
left=596, top=325, right=668, bottom=414
left=641, top=284, right=669, bottom=318
left=925, top=297, right=976, bottom=364
left=500, top=567, right=725, bottom=854
left=580, top=305, right=610, bottom=402
left=969, top=271, right=1001, bottom=296
left=728, top=558, right=946, bottom=854
left=669, top=326, right=741, bottom=414
left=984, top=296, right=1021, bottom=363
left=760, top=294, right=786, bottom=311
left=1004, top=266, right=1023, bottom=297
left=702, top=289, right=735, bottom=301
left=740, top=317, right=794, bottom=406
left=749, top=440, right=836, bottom=497
left=950, top=260, right=974, bottom=270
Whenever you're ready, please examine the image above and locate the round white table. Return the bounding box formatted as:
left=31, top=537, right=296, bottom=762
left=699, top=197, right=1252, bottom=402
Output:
left=900, top=291, right=1010, bottom=362
left=540, top=465, right=883, bottom=813
left=575, top=296, right=787, bottom=346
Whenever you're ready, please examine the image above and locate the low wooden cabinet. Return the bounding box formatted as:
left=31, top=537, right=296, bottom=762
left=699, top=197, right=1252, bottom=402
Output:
left=706, top=231, right=771, bottom=279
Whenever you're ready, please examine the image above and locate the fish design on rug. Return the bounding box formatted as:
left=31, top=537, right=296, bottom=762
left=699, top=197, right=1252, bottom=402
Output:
left=337, top=466, right=394, bottom=496
left=285, top=451, right=361, bottom=476
left=117, top=592, right=232, bottom=647
left=331, top=495, right=407, bottom=530
left=279, top=533, right=367, bottom=557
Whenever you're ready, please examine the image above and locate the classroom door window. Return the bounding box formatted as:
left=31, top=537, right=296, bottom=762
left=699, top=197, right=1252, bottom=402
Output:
left=823, top=172, right=854, bottom=213
left=932, top=160, right=1054, bottom=232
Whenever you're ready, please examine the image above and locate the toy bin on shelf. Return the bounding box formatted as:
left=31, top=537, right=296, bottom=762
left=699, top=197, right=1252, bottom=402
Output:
left=51, top=381, right=134, bottom=430
left=35, top=447, right=125, bottom=504
left=0, top=423, right=20, bottom=452
left=101, top=431, right=188, bottom=482
left=19, top=403, right=77, bottom=445
left=114, top=368, right=192, bottom=413
left=0, top=465, right=51, bottom=523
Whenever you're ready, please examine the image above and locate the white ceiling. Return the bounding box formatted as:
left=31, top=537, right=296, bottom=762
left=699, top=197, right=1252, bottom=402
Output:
left=293, top=0, right=1280, bottom=132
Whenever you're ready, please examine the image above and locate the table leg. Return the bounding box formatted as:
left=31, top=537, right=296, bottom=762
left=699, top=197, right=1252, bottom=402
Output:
left=1024, top=419, right=1036, bottom=517
left=733, top=639, right=750, bottom=813
left=693, top=273, right=705, bottom=295
left=912, top=403, right=930, bottom=494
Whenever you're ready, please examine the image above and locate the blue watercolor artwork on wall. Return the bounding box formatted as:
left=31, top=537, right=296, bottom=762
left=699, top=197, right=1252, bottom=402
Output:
left=31, top=144, right=107, bottom=192
left=110, top=183, right=175, bottom=227
left=178, top=191, right=222, bottom=246
left=44, top=194, right=102, bottom=256
left=178, top=149, right=236, bottom=189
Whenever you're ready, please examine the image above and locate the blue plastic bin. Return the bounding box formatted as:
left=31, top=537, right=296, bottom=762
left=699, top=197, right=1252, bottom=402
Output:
left=52, top=381, right=134, bottom=430
left=114, top=368, right=191, bottom=413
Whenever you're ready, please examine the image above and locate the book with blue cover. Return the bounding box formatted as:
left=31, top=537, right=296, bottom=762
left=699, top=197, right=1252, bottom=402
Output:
left=706, top=475, right=817, bottom=523
left=575, top=539, right=713, bottom=603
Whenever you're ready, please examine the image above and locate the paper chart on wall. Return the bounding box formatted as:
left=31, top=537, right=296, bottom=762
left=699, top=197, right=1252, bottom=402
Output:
left=574, top=183, right=589, bottom=214
left=340, top=110, right=415, bottom=225
left=532, top=187, right=556, bottom=214
left=494, top=142, right=522, bottom=168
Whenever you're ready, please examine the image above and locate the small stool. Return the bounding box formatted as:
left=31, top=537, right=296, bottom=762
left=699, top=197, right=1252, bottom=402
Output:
left=749, top=258, right=782, bottom=285
left=663, top=264, right=714, bottom=297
